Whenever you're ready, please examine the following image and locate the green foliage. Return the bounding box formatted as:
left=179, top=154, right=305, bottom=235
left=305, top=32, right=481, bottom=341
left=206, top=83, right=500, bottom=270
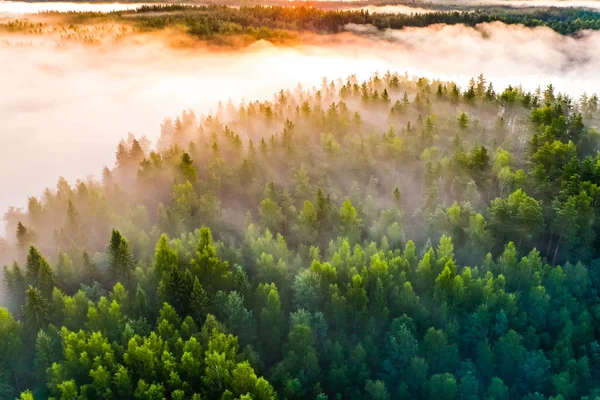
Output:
left=2, top=71, right=600, bottom=400
left=108, top=229, right=135, bottom=287
left=125, top=5, right=600, bottom=38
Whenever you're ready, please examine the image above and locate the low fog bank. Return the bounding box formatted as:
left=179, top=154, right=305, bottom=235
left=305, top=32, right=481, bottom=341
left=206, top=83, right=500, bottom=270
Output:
left=423, top=0, right=600, bottom=9
left=348, top=4, right=450, bottom=13
left=345, top=0, right=600, bottom=11
left=0, top=35, right=392, bottom=228
left=0, top=1, right=152, bottom=15
left=343, top=22, right=600, bottom=90
left=2, top=0, right=599, bottom=19
left=2, top=21, right=600, bottom=236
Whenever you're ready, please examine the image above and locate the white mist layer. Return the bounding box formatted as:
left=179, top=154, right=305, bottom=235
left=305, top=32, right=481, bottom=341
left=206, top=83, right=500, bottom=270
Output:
left=348, top=5, right=449, bottom=13
left=438, top=0, right=600, bottom=9
left=1, top=0, right=600, bottom=17
left=0, top=1, right=154, bottom=15
left=0, top=39, right=391, bottom=225
left=1, top=21, right=600, bottom=232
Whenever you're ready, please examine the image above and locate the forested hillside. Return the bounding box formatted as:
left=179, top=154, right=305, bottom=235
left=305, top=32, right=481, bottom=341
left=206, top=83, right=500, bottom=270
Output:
left=2, top=72, right=600, bottom=399
left=125, top=5, right=600, bottom=35
left=8, top=5, right=600, bottom=41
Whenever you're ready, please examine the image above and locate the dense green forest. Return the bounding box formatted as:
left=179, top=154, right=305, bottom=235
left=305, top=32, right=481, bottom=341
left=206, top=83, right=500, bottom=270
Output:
left=131, top=5, right=600, bottom=36
left=2, top=71, right=600, bottom=400
left=22, top=5, right=600, bottom=39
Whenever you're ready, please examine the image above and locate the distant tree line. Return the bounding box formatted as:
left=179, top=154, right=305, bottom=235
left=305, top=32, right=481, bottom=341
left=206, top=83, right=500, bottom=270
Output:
left=127, top=5, right=600, bottom=36
left=7, top=5, right=600, bottom=42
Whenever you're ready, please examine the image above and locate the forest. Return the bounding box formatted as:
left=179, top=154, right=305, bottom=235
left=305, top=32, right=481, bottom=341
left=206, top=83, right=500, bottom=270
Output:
left=2, top=69, right=600, bottom=400
left=13, top=4, right=600, bottom=39
left=127, top=5, right=600, bottom=35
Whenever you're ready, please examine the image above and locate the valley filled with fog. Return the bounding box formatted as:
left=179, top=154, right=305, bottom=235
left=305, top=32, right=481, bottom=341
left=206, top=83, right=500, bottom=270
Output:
left=0, top=1, right=152, bottom=14
left=3, top=3, right=600, bottom=400
left=2, top=17, right=600, bottom=218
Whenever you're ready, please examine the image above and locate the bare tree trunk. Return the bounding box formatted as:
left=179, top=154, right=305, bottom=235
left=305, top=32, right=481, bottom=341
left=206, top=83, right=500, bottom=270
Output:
left=545, top=234, right=553, bottom=259
left=552, top=235, right=562, bottom=265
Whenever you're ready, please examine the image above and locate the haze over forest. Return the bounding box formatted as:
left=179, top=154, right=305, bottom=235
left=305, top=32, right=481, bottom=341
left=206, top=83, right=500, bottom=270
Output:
left=3, top=2, right=600, bottom=217
left=2, top=1, right=600, bottom=400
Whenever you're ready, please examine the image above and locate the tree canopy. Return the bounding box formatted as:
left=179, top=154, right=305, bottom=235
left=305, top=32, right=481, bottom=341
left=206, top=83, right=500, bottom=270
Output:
left=2, top=71, right=600, bottom=399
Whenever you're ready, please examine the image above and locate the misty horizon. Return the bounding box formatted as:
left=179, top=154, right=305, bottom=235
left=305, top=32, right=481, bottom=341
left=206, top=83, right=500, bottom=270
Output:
left=2, top=4, right=600, bottom=399
left=2, top=17, right=600, bottom=234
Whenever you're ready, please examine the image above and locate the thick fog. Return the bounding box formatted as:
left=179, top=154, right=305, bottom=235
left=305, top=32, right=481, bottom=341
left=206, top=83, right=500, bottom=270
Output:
left=0, top=1, right=154, bottom=15
left=2, top=20, right=600, bottom=234
left=3, top=1, right=598, bottom=17
left=349, top=4, right=450, bottom=13
left=427, top=0, right=600, bottom=9
left=351, top=0, right=600, bottom=10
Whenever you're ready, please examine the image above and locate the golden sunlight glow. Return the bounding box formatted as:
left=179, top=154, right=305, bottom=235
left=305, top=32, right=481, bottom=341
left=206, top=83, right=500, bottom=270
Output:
left=0, top=1, right=151, bottom=14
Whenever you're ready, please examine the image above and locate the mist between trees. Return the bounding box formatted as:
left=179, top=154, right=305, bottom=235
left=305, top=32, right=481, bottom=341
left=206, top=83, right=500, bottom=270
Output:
left=2, top=69, right=600, bottom=399
left=3, top=13, right=600, bottom=223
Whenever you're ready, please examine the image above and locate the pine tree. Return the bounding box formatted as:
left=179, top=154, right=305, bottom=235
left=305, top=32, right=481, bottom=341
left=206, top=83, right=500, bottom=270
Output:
left=190, top=277, right=209, bottom=323
left=25, top=246, right=55, bottom=296
left=61, top=199, right=85, bottom=250
left=191, top=227, right=231, bottom=293
left=22, top=286, right=50, bottom=335
left=81, top=250, right=98, bottom=284
left=458, top=112, right=469, bottom=130
left=180, top=152, right=198, bottom=183
left=108, top=229, right=135, bottom=287
left=16, top=222, right=35, bottom=255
